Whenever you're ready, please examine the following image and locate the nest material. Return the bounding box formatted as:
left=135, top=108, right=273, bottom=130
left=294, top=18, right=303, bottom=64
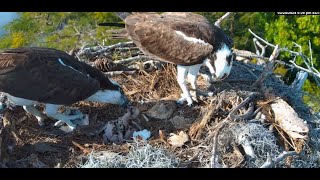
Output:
left=78, top=140, right=179, bottom=168
left=3, top=45, right=318, bottom=168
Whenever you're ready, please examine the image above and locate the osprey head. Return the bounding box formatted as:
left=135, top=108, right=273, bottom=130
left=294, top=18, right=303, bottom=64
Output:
left=87, top=79, right=130, bottom=108
left=205, top=43, right=234, bottom=81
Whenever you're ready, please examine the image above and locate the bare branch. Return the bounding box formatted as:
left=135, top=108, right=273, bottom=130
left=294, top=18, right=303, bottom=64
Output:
left=77, top=41, right=135, bottom=58
left=229, top=92, right=259, bottom=121
left=235, top=52, right=268, bottom=61
left=252, top=45, right=280, bottom=87
left=248, top=29, right=301, bottom=55
left=113, top=55, right=151, bottom=65
left=253, top=38, right=267, bottom=56
left=249, top=29, right=320, bottom=85
left=253, top=38, right=260, bottom=55
left=210, top=129, right=223, bottom=168
left=103, top=70, right=136, bottom=77
left=309, top=40, right=314, bottom=67
left=248, top=29, right=275, bottom=48
left=215, top=12, right=232, bottom=27
left=289, top=60, right=320, bottom=79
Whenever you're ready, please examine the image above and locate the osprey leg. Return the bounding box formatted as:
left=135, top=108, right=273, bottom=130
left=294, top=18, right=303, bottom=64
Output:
left=187, top=63, right=202, bottom=102
left=23, top=105, right=47, bottom=126
left=54, top=108, right=88, bottom=127
left=45, top=104, right=84, bottom=130
left=176, top=65, right=193, bottom=106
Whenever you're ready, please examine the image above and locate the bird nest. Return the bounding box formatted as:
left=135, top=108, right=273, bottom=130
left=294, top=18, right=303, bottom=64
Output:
left=1, top=50, right=319, bottom=168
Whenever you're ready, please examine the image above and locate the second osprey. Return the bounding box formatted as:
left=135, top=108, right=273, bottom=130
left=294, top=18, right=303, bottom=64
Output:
left=101, top=12, right=234, bottom=106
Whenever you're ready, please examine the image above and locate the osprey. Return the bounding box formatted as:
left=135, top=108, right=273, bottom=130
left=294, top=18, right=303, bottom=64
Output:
left=100, top=12, right=234, bottom=106
left=0, top=47, right=129, bottom=130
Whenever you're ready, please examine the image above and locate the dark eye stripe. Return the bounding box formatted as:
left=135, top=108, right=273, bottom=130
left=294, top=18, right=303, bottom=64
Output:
left=226, top=55, right=233, bottom=66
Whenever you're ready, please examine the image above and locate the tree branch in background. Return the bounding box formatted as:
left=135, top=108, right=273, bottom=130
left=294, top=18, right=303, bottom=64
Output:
left=248, top=29, right=320, bottom=86
left=253, top=38, right=267, bottom=56
left=214, top=12, right=232, bottom=27
left=252, top=45, right=280, bottom=88
left=104, top=70, right=136, bottom=77
left=113, top=55, right=150, bottom=65
left=77, top=41, right=135, bottom=59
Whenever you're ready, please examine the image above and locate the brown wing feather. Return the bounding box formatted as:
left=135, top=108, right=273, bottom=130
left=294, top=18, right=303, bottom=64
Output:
left=125, top=13, right=213, bottom=65
left=161, top=12, right=210, bottom=24
left=0, top=49, right=27, bottom=74
left=0, top=47, right=116, bottom=104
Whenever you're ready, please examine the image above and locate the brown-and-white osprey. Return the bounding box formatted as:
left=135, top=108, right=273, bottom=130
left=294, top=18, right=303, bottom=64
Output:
left=0, top=47, right=129, bottom=130
left=100, top=12, right=234, bottom=106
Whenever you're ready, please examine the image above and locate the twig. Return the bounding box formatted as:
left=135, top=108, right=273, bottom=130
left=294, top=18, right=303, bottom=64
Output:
left=141, top=114, right=150, bottom=122
left=249, top=29, right=320, bottom=84
left=309, top=40, right=313, bottom=67
left=113, top=55, right=151, bottom=65
left=210, top=128, right=223, bottom=168
left=288, top=60, right=320, bottom=79
left=115, top=47, right=140, bottom=52
left=103, top=70, right=136, bottom=77
left=189, top=100, right=216, bottom=140
left=77, top=41, right=134, bottom=58
left=248, top=29, right=275, bottom=48
left=260, top=151, right=297, bottom=168
left=235, top=52, right=269, bottom=61
left=253, top=38, right=260, bottom=55
left=72, top=141, right=91, bottom=154
left=215, top=12, right=232, bottom=27
left=253, top=38, right=267, bottom=56
left=229, top=92, right=259, bottom=121
left=252, top=45, right=280, bottom=88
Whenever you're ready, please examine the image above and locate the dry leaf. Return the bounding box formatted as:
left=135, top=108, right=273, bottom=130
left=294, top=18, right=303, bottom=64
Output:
left=168, top=131, right=189, bottom=147
left=159, top=130, right=167, bottom=144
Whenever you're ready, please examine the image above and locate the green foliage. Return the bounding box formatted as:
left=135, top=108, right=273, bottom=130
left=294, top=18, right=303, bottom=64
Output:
left=0, top=12, right=121, bottom=51
left=264, top=15, right=320, bottom=111
left=303, top=79, right=320, bottom=112
left=265, top=15, right=320, bottom=67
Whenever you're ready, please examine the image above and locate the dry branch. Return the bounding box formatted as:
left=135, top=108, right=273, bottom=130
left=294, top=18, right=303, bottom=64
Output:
left=77, top=41, right=135, bottom=58
left=252, top=45, right=280, bottom=88
left=189, top=99, right=217, bottom=140
left=104, top=70, right=136, bottom=77
left=229, top=92, right=259, bottom=121
left=249, top=29, right=320, bottom=85
left=113, top=55, right=151, bottom=65
left=253, top=38, right=267, bottom=56
left=215, top=12, right=232, bottom=27
left=72, top=141, right=91, bottom=154
left=210, top=128, right=223, bottom=168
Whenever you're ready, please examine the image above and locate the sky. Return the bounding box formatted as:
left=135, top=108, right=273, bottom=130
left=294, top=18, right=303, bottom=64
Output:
left=0, top=12, right=19, bottom=35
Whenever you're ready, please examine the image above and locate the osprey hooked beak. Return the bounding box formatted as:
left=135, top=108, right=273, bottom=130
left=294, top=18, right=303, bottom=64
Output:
left=206, top=45, right=234, bottom=81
